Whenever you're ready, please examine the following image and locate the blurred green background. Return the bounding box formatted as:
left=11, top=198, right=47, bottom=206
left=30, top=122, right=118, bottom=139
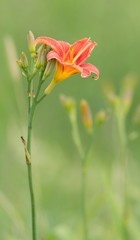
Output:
left=0, top=0, right=140, bottom=239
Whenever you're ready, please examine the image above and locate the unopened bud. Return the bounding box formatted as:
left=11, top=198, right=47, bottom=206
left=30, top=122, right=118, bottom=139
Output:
left=27, top=31, right=35, bottom=55
left=122, top=74, right=137, bottom=93
left=16, top=52, right=28, bottom=70
left=34, top=45, right=45, bottom=70
left=121, top=74, right=137, bottom=113
left=60, top=94, right=76, bottom=112
left=42, top=59, right=56, bottom=80
left=103, top=81, right=120, bottom=106
left=122, top=91, right=133, bottom=114
left=80, top=99, right=93, bottom=133
left=40, top=48, right=48, bottom=68
left=21, top=52, right=28, bottom=68
left=16, top=59, right=23, bottom=68
left=96, top=110, right=109, bottom=125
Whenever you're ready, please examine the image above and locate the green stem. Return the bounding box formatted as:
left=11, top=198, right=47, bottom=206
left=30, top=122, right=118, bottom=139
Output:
left=27, top=91, right=36, bottom=240
left=81, top=161, right=88, bottom=240
left=27, top=164, right=36, bottom=240
left=116, top=111, right=128, bottom=239
left=70, top=112, right=89, bottom=240
left=26, top=80, right=44, bottom=240
left=37, top=94, right=46, bottom=105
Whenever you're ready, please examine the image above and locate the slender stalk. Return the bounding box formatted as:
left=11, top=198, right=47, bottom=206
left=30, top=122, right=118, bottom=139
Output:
left=27, top=83, right=36, bottom=240
left=81, top=161, right=88, bottom=240
left=27, top=110, right=36, bottom=240
left=26, top=80, right=44, bottom=240
left=69, top=113, right=89, bottom=240
left=116, top=111, right=128, bottom=239
left=37, top=94, right=46, bottom=105
left=27, top=164, right=36, bottom=240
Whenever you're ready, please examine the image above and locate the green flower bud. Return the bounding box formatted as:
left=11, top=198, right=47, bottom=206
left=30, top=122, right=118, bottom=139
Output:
left=95, top=110, right=109, bottom=125
left=34, top=45, right=45, bottom=70
left=121, top=74, right=137, bottom=113
left=16, top=52, right=28, bottom=69
left=27, top=31, right=35, bottom=54
left=60, top=94, right=76, bottom=112
left=16, top=59, right=23, bottom=68
left=21, top=52, right=28, bottom=68
left=40, top=48, right=47, bottom=68
left=103, top=81, right=120, bottom=107
left=42, top=59, right=56, bottom=80
left=16, top=52, right=29, bottom=78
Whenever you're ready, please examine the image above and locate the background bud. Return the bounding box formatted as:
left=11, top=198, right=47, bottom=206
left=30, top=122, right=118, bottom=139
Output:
left=103, top=81, right=120, bottom=106
left=80, top=99, right=93, bottom=134
left=60, top=94, right=76, bottom=112
left=95, top=110, right=109, bottom=125
left=121, top=74, right=137, bottom=113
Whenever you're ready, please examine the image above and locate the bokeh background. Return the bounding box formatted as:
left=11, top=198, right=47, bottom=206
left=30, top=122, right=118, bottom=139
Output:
left=0, top=0, right=140, bottom=239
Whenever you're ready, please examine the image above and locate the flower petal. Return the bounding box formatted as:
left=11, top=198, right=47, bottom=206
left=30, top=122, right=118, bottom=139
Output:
left=47, top=50, right=63, bottom=62
left=71, top=38, right=97, bottom=64
left=80, top=63, right=99, bottom=79
left=35, top=37, right=64, bottom=58
left=75, top=42, right=97, bottom=65
left=59, top=41, right=71, bottom=61
left=54, top=62, right=81, bottom=82
left=72, top=38, right=90, bottom=57
left=59, top=41, right=70, bottom=54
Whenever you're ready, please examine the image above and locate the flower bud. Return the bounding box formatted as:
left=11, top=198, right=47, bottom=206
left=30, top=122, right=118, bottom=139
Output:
left=104, top=82, right=120, bottom=107
left=42, top=59, right=56, bottom=80
left=95, top=110, right=109, bottom=125
left=27, top=31, right=35, bottom=54
left=21, top=52, right=28, bottom=68
left=16, top=59, right=23, bottom=68
left=80, top=99, right=93, bottom=133
left=40, top=48, right=48, bottom=68
left=34, top=45, right=45, bottom=70
left=60, top=94, right=76, bottom=112
left=121, top=74, right=137, bottom=113
left=16, top=52, right=28, bottom=69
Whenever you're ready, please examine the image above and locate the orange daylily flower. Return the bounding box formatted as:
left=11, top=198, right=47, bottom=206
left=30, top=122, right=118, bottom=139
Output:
left=35, top=37, right=99, bottom=94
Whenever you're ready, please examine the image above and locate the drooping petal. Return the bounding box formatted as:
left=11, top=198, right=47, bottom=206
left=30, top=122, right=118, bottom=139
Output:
left=80, top=63, right=99, bottom=79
